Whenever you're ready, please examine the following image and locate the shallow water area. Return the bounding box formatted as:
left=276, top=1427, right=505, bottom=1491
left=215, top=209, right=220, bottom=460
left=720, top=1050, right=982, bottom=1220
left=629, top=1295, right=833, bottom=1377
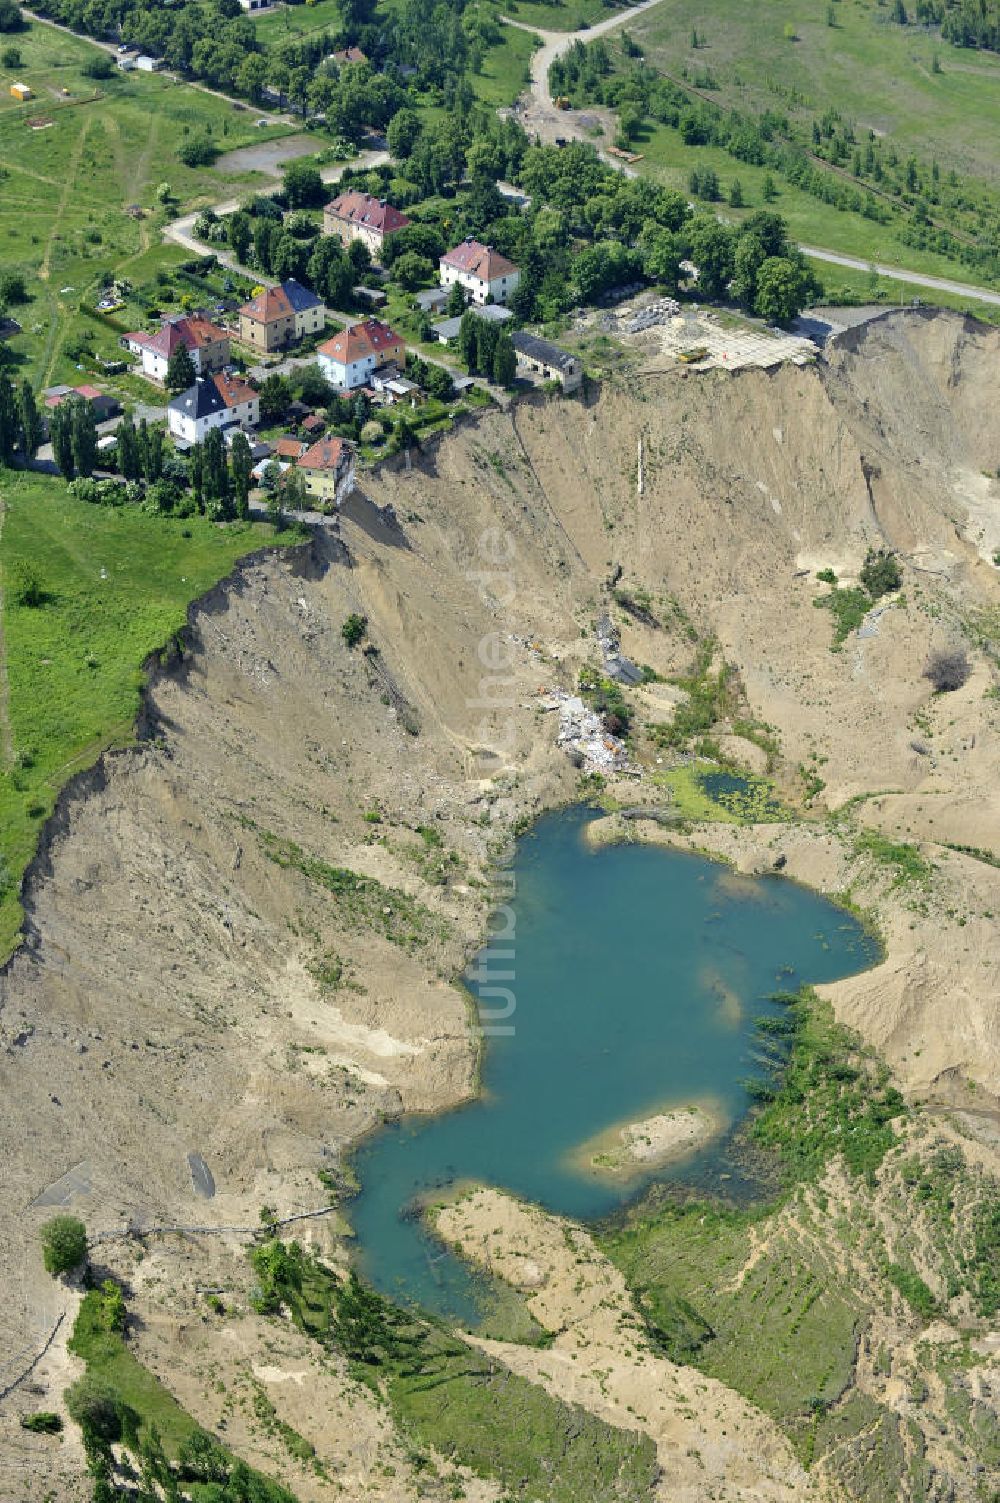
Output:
left=349, top=806, right=878, bottom=1323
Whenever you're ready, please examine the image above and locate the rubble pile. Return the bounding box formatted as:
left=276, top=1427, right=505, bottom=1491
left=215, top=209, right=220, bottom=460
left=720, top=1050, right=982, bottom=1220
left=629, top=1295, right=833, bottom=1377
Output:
left=540, top=690, right=629, bottom=774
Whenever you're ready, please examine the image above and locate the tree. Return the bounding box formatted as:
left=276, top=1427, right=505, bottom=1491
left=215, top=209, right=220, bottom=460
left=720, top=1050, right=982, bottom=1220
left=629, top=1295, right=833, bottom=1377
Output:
left=393, top=251, right=434, bottom=290
left=0, top=370, right=17, bottom=464
left=728, top=178, right=745, bottom=208
left=283, top=159, right=325, bottom=209
left=687, top=219, right=734, bottom=300
left=280, top=464, right=307, bottom=513
left=446, top=280, right=467, bottom=317
left=65, top=1374, right=123, bottom=1443
left=177, top=136, right=219, bottom=168
left=165, top=344, right=197, bottom=395
left=492, top=330, right=516, bottom=388
left=457, top=310, right=479, bottom=372
left=8, top=560, right=45, bottom=607
left=387, top=107, right=421, bottom=160
left=230, top=430, right=253, bottom=518
left=730, top=232, right=766, bottom=308
left=256, top=373, right=291, bottom=423
left=188, top=442, right=204, bottom=509
left=341, top=613, right=367, bottom=646
left=762, top=174, right=778, bottom=202
left=923, top=647, right=970, bottom=693
left=115, top=419, right=142, bottom=481
left=48, top=403, right=75, bottom=479
left=202, top=426, right=230, bottom=516
left=17, top=378, right=40, bottom=460
left=69, top=397, right=98, bottom=479
left=753, top=256, right=812, bottom=322
left=859, top=546, right=902, bottom=598
left=40, top=1215, right=87, bottom=1276
left=228, top=209, right=253, bottom=265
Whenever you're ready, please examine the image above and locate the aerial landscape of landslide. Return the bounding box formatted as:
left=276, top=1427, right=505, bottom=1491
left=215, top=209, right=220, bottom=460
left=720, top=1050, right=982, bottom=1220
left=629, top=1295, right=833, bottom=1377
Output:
left=2, top=309, right=1000, bottom=1502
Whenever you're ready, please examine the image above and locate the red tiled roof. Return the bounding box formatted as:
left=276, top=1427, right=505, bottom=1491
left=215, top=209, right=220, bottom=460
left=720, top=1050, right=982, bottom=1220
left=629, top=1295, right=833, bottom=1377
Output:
left=325, top=191, right=410, bottom=237
left=301, top=413, right=325, bottom=432
left=145, top=315, right=227, bottom=359
left=212, top=371, right=258, bottom=409
left=297, top=436, right=347, bottom=472
left=332, top=46, right=367, bottom=63
left=441, top=238, right=517, bottom=282
left=318, top=318, right=403, bottom=365
left=241, top=285, right=293, bottom=323
left=275, top=437, right=306, bottom=459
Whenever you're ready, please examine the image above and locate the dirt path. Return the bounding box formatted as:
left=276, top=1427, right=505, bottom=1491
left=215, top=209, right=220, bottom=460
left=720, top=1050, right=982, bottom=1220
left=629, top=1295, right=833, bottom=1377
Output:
left=505, top=0, right=667, bottom=114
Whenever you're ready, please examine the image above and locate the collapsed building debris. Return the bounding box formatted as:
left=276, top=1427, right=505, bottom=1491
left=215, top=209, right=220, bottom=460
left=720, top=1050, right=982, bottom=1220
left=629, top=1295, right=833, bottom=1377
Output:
left=539, top=690, right=630, bottom=774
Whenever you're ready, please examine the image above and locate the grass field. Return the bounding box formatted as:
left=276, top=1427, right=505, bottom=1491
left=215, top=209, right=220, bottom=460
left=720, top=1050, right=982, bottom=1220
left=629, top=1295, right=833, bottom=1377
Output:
left=0, top=474, right=297, bottom=960
left=628, top=0, right=1000, bottom=187
left=626, top=115, right=1000, bottom=288
left=0, top=19, right=293, bottom=388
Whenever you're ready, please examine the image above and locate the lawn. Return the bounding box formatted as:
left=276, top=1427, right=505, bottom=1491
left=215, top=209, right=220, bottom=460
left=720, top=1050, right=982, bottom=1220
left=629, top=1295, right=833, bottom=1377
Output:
left=0, top=474, right=298, bottom=961
left=502, top=0, right=634, bottom=32
left=628, top=0, right=1000, bottom=188
left=0, top=19, right=294, bottom=388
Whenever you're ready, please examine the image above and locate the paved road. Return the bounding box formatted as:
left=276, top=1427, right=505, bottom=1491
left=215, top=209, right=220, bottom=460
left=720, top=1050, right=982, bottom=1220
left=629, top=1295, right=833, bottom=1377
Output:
left=506, top=0, right=1000, bottom=310
left=505, top=0, right=665, bottom=114
left=798, top=246, right=1000, bottom=308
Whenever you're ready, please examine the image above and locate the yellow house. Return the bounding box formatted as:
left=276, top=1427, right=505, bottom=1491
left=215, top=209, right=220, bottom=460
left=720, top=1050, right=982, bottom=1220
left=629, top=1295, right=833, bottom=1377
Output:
left=10, top=82, right=33, bottom=101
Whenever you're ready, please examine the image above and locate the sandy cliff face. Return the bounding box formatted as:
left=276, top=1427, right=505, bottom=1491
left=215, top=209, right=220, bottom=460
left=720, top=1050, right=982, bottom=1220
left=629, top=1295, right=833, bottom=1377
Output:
left=2, top=310, right=999, bottom=1499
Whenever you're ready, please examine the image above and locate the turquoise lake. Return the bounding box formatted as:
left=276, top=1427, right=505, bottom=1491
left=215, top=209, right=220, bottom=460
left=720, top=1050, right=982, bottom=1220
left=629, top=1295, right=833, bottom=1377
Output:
left=349, top=806, right=879, bottom=1323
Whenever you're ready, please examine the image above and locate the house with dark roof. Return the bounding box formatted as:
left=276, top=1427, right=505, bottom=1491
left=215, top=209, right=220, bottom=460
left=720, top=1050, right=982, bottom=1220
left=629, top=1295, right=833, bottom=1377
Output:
left=323, top=191, right=410, bottom=262
left=317, top=318, right=404, bottom=391
left=511, top=331, right=582, bottom=393
left=431, top=303, right=512, bottom=345
left=167, top=372, right=260, bottom=445
left=295, top=436, right=356, bottom=505
left=439, top=238, right=519, bottom=307
left=239, top=279, right=325, bottom=353
left=123, top=315, right=229, bottom=384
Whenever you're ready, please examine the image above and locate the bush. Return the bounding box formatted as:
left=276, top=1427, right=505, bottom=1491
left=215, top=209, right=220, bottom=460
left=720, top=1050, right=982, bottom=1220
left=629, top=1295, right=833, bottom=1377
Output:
left=64, top=1372, right=124, bottom=1443
left=859, top=546, right=901, bottom=599
left=7, top=560, right=46, bottom=607
left=923, top=647, right=970, bottom=693
left=341, top=613, right=367, bottom=647
left=82, top=53, right=114, bottom=79
left=20, top=1412, right=62, bottom=1434
left=40, top=1215, right=87, bottom=1276
left=177, top=136, right=219, bottom=168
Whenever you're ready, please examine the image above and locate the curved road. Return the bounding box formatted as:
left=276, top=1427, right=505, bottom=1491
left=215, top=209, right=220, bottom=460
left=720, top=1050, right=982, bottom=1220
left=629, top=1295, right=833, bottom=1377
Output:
left=506, top=1, right=1000, bottom=309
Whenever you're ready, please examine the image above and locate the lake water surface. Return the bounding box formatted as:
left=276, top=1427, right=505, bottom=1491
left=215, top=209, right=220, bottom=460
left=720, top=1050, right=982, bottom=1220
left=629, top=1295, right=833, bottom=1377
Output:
left=349, top=807, right=878, bottom=1322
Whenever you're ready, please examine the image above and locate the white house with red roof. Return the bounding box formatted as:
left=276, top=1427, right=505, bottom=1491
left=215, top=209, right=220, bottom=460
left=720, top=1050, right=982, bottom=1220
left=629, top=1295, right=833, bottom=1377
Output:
left=439, top=238, right=519, bottom=306
left=167, top=371, right=260, bottom=445
left=123, top=315, right=230, bottom=384
left=316, top=318, right=404, bottom=390
left=323, top=192, right=410, bottom=262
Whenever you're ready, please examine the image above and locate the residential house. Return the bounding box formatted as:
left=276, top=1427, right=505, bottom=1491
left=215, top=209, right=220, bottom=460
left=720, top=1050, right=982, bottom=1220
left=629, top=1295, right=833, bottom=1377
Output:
left=238, top=0, right=271, bottom=11
left=439, top=238, right=519, bottom=306
left=431, top=303, right=512, bottom=345
left=167, top=371, right=259, bottom=444
left=134, top=54, right=163, bottom=71
left=238, top=279, right=325, bottom=353
left=301, top=413, right=325, bottom=437
left=331, top=46, right=368, bottom=64
left=511, top=331, right=582, bottom=393
left=124, top=315, right=229, bottom=384
left=43, top=384, right=120, bottom=420
left=323, top=191, right=410, bottom=262
left=295, top=436, right=356, bottom=505
left=316, top=318, right=404, bottom=390
left=274, top=436, right=307, bottom=462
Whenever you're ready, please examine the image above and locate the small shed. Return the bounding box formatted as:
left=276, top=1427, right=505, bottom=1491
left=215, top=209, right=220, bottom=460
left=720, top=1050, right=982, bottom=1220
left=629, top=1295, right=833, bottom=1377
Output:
left=10, top=82, right=32, bottom=101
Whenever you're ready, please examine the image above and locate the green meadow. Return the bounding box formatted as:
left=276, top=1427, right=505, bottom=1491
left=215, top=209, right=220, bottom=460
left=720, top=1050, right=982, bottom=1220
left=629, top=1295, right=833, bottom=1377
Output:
left=0, top=474, right=296, bottom=960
